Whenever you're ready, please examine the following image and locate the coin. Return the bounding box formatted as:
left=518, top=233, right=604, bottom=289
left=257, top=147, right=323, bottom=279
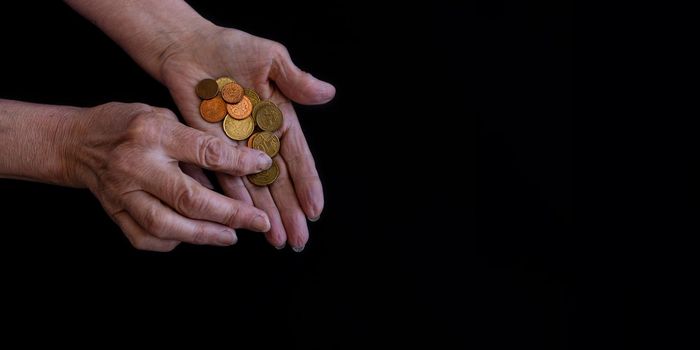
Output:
left=226, top=96, right=253, bottom=119
left=216, top=76, right=236, bottom=91
left=247, top=132, right=259, bottom=148
left=248, top=161, right=280, bottom=186
left=253, top=101, right=283, bottom=131
left=244, top=88, right=261, bottom=107
left=251, top=131, right=280, bottom=158
left=223, top=114, right=254, bottom=140
left=221, top=82, right=244, bottom=104
left=199, top=96, right=227, bottom=122
left=195, top=79, right=218, bottom=100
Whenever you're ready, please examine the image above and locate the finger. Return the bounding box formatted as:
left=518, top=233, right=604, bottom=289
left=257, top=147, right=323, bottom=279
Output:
left=180, top=162, right=214, bottom=190
left=269, top=158, right=309, bottom=252
left=270, top=95, right=324, bottom=220
left=143, top=168, right=271, bottom=233
left=157, top=118, right=272, bottom=176
left=123, top=191, right=238, bottom=246
left=242, top=177, right=287, bottom=249
left=217, top=172, right=254, bottom=206
left=269, top=46, right=336, bottom=105
left=112, top=210, right=180, bottom=252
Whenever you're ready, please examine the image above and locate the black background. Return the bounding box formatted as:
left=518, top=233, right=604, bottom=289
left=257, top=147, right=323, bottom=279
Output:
left=0, top=1, right=625, bottom=348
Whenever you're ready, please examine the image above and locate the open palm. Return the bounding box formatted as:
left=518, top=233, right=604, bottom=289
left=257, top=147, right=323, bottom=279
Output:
left=160, top=27, right=335, bottom=251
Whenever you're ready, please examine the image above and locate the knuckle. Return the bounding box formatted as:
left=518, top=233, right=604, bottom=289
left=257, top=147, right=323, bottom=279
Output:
left=125, top=112, right=162, bottom=144
left=173, top=184, right=202, bottom=215
left=189, top=225, right=208, bottom=244
left=142, top=205, right=166, bottom=236
left=225, top=205, right=242, bottom=228
left=200, top=136, right=227, bottom=169
left=270, top=41, right=288, bottom=56
left=231, top=150, right=249, bottom=175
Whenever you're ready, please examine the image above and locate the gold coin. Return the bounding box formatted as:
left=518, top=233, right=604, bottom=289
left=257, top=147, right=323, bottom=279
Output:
left=216, top=77, right=236, bottom=91
left=248, top=161, right=280, bottom=186
left=221, top=82, right=244, bottom=104
left=251, top=131, right=280, bottom=158
left=199, top=96, right=227, bottom=122
left=247, top=132, right=259, bottom=148
left=195, top=79, right=219, bottom=100
left=253, top=101, right=283, bottom=132
left=226, top=96, right=253, bottom=119
left=223, top=115, right=254, bottom=141
left=244, top=88, right=261, bottom=107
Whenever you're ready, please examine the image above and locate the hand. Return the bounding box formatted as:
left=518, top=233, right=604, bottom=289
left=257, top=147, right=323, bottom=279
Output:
left=159, top=25, right=336, bottom=251
left=69, top=102, right=274, bottom=251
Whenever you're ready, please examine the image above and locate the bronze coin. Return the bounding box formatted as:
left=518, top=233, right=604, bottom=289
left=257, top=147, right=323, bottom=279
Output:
left=247, top=132, right=260, bottom=148
left=248, top=161, right=280, bottom=186
left=195, top=79, right=218, bottom=100
left=223, top=115, right=255, bottom=141
left=253, top=100, right=283, bottom=132
left=216, top=77, right=236, bottom=91
left=226, top=96, right=253, bottom=119
left=244, top=88, right=261, bottom=107
left=199, top=96, right=227, bottom=122
left=251, top=131, right=280, bottom=158
left=221, top=82, right=244, bottom=104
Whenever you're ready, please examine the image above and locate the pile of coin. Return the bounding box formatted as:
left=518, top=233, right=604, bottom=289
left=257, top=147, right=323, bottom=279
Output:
left=195, top=77, right=283, bottom=186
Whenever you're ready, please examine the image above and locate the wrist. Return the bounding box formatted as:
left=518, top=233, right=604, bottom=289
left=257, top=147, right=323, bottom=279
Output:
left=56, top=106, right=95, bottom=189
left=156, top=21, right=220, bottom=81
left=0, top=100, right=86, bottom=187
left=66, top=0, right=217, bottom=83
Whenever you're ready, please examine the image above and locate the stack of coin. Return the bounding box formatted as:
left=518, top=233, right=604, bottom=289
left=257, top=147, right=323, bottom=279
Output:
left=195, top=77, right=284, bottom=186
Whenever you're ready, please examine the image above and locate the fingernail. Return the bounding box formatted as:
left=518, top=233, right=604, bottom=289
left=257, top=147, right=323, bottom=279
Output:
left=274, top=242, right=286, bottom=250
left=252, top=215, right=271, bottom=232
left=308, top=215, right=321, bottom=222
left=292, top=245, right=305, bottom=253
left=257, top=153, right=272, bottom=171
left=218, top=229, right=237, bottom=245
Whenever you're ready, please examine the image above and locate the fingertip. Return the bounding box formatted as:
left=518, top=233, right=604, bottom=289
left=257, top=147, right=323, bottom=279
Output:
left=252, top=213, right=271, bottom=233
left=308, top=76, right=336, bottom=104
left=318, top=80, right=336, bottom=102
left=236, top=148, right=272, bottom=175
left=306, top=202, right=323, bottom=222
left=215, top=228, right=238, bottom=246
left=300, top=186, right=324, bottom=221
left=256, top=151, right=273, bottom=172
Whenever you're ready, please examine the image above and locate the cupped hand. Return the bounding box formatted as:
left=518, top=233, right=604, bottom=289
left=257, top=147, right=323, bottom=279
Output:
left=71, top=102, right=274, bottom=252
left=159, top=25, right=335, bottom=251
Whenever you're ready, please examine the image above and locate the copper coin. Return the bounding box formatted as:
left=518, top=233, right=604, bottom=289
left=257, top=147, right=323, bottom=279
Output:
left=199, top=96, right=227, bottom=122
left=195, top=79, right=219, bottom=100
left=221, top=82, right=244, bottom=104
left=251, top=131, right=280, bottom=158
left=226, top=96, right=253, bottom=119
left=248, top=161, right=280, bottom=186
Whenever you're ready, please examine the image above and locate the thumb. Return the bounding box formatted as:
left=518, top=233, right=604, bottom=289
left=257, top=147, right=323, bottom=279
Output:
left=270, top=49, right=336, bottom=105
